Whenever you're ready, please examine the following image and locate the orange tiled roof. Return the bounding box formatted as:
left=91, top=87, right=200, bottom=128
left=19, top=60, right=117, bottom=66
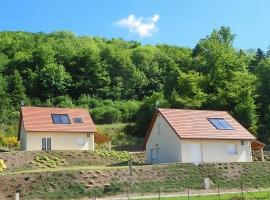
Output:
left=145, top=108, right=256, bottom=143
left=20, top=106, right=97, bottom=133
left=158, top=108, right=256, bottom=140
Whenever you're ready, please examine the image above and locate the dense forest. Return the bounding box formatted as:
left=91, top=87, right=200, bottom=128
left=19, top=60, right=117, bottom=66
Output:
left=0, top=26, right=270, bottom=144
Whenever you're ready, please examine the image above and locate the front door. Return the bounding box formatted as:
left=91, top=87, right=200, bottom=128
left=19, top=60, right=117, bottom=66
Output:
left=190, top=143, right=202, bottom=163
left=150, top=148, right=159, bottom=163
left=42, top=138, right=51, bottom=150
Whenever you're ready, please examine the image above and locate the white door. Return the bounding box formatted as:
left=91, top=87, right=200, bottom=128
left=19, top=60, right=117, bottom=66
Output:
left=190, top=143, right=202, bottom=163
left=150, top=148, right=159, bottom=163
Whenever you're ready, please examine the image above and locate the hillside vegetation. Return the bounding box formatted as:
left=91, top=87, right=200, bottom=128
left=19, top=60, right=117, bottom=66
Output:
left=1, top=26, right=270, bottom=145
left=1, top=150, right=270, bottom=199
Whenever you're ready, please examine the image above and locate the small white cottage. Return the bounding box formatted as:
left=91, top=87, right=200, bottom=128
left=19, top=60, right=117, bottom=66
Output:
left=18, top=106, right=110, bottom=151
left=144, top=108, right=264, bottom=164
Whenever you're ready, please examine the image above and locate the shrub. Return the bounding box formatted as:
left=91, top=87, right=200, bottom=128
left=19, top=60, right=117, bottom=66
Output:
left=103, top=179, right=122, bottom=194
left=2, top=136, right=19, bottom=148
left=95, top=150, right=132, bottom=161
left=0, top=159, right=6, bottom=172
left=91, top=107, right=121, bottom=124
left=77, top=95, right=102, bottom=108
left=31, top=154, right=65, bottom=168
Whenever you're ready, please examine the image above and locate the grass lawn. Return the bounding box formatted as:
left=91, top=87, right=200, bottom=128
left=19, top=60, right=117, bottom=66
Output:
left=134, top=190, right=270, bottom=200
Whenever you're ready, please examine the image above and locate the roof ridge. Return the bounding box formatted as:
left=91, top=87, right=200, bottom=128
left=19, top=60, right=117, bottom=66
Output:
left=157, top=108, right=228, bottom=113
left=21, top=106, right=88, bottom=110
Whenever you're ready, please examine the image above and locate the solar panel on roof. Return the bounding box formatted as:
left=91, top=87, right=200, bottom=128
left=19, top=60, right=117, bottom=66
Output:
left=51, top=114, right=71, bottom=124
left=208, top=118, right=234, bottom=130
left=73, top=117, right=83, bottom=123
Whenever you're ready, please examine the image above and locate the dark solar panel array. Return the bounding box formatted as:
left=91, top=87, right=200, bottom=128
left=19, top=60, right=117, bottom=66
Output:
left=208, top=118, right=234, bottom=130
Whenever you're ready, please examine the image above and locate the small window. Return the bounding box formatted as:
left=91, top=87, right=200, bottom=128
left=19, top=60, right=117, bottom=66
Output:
left=42, top=138, right=46, bottom=150
left=87, top=133, right=91, bottom=138
left=157, top=123, right=161, bottom=135
left=208, top=118, right=234, bottom=130
left=47, top=138, right=51, bottom=150
left=73, top=117, right=83, bottom=123
left=51, top=114, right=70, bottom=124
left=228, top=144, right=237, bottom=155
left=241, top=140, right=244, bottom=146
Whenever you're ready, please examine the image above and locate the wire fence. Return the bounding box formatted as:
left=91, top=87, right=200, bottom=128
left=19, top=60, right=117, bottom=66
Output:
left=93, top=181, right=270, bottom=200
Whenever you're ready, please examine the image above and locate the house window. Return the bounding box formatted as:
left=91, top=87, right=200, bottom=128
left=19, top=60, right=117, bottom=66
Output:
left=87, top=133, right=91, bottom=137
left=241, top=140, right=244, bottom=146
left=51, top=114, right=70, bottom=124
left=73, top=117, right=83, bottom=123
left=157, top=123, right=161, bottom=135
left=42, top=138, right=52, bottom=150
left=42, top=138, right=46, bottom=150
left=228, top=144, right=237, bottom=155
left=208, top=118, right=234, bottom=130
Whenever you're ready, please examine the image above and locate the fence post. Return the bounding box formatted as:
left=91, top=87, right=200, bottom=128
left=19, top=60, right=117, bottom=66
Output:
left=15, top=192, right=19, bottom=200
left=158, top=188, right=161, bottom=200
left=218, top=184, right=221, bottom=200
left=240, top=180, right=244, bottom=199
left=127, top=184, right=130, bottom=200
left=188, top=188, right=190, bottom=200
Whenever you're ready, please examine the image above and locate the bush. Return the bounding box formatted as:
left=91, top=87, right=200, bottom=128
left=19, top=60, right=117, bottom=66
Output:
left=103, top=179, right=122, bottom=194
left=2, top=136, right=18, bottom=148
left=91, top=107, right=121, bottom=124
left=76, top=95, right=103, bottom=108
left=31, top=154, right=65, bottom=168
left=95, top=150, right=132, bottom=161
left=0, top=159, right=6, bottom=172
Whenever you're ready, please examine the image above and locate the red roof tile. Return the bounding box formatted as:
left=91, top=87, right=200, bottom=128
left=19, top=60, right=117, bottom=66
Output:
left=157, top=108, right=256, bottom=140
left=20, top=106, right=97, bottom=133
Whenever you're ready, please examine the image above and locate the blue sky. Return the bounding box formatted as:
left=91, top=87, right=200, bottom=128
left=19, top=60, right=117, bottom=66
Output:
left=1, top=0, right=270, bottom=50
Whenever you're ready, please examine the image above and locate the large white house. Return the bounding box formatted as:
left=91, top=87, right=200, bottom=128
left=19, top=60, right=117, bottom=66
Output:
left=144, top=108, right=264, bottom=164
left=18, top=106, right=110, bottom=151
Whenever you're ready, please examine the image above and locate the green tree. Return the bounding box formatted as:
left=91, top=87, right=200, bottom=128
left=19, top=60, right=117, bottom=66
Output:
left=38, top=63, right=71, bottom=98
left=8, top=70, right=27, bottom=109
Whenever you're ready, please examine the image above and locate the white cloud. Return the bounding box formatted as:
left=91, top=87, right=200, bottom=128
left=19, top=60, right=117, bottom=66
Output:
left=116, top=14, right=160, bottom=38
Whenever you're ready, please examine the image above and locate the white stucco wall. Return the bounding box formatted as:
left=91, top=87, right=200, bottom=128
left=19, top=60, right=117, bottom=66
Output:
left=181, top=139, right=252, bottom=163
left=145, top=114, right=253, bottom=164
left=146, top=113, right=181, bottom=163
left=25, top=131, right=94, bottom=151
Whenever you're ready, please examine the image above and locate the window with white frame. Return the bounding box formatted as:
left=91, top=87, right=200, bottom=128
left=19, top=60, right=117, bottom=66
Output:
left=157, top=123, right=161, bottom=135
left=228, top=144, right=237, bottom=155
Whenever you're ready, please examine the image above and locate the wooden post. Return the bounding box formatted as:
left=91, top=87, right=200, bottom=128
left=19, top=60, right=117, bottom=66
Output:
left=127, top=185, right=130, bottom=200
left=241, top=180, right=244, bottom=199
left=108, top=141, right=112, bottom=151
left=218, top=184, right=221, bottom=200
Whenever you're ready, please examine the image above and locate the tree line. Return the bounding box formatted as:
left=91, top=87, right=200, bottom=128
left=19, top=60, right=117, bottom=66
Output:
left=0, top=27, right=270, bottom=143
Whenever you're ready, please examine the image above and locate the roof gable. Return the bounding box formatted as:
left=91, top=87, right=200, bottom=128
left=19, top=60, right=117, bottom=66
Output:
left=20, top=106, right=97, bottom=133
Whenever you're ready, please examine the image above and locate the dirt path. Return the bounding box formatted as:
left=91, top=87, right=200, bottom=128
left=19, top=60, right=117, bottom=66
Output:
left=0, top=165, right=135, bottom=176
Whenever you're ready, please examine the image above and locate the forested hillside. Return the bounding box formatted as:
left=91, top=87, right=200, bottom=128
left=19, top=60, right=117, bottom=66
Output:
left=0, top=26, right=270, bottom=144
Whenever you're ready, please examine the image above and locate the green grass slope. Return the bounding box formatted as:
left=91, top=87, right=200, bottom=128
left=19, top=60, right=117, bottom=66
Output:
left=1, top=161, right=270, bottom=199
